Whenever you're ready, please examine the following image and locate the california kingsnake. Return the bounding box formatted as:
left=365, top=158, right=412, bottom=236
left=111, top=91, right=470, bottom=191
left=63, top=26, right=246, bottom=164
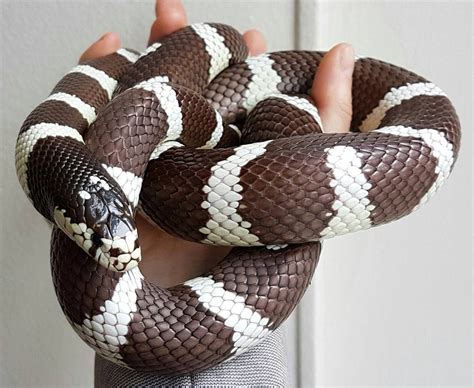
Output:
left=15, top=23, right=460, bottom=375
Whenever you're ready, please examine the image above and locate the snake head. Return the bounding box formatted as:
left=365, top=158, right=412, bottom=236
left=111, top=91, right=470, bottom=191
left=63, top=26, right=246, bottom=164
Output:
left=53, top=174, right=141, bottom=272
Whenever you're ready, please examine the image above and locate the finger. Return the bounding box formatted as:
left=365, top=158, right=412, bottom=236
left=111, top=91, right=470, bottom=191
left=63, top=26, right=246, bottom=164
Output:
left=79, top=32, right=121, bottom=64
left=312, top=43, right=355, bottom=133
left=148, top=0, right=188, bottom=44
left=243, top=29, right=267, bottom=56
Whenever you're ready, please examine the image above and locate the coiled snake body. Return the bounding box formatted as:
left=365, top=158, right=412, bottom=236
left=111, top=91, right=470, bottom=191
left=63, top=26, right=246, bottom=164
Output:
left=15, top=23, right=460, bottom=375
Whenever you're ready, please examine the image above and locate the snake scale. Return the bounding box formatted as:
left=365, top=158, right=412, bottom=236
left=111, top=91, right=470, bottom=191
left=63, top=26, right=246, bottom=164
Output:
left=15, top=23, right=460, bottom=375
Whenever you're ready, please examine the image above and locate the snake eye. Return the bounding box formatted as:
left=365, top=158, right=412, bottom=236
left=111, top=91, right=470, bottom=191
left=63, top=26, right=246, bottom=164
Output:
left=91, top=233, right=103, bottom=247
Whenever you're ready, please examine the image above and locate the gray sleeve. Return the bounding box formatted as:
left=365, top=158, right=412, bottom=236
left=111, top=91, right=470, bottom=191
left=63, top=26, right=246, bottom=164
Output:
left=94, top=328, right=288, bottom=387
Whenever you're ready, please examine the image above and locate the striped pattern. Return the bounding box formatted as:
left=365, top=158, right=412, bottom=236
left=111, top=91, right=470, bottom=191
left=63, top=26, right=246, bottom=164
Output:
left=320, top=145, right=374, bottom=239
left=69, top=64, right=118, bottom=99
left=375, top=125, right=454, bottom=210
left=242, top=55, right=281, bottom=112
left=45, top=92, right=97, bottom=124
left=138, top=42, right=162, bottom=59
left=229, top=124, right=242, bottom=139
left=150, top=140, right=184, bottom=161
left=360, top=82, right=447, bottom=131
left=15, top=123, right=83, bottom=195
left=102, top=165, right=143, bottom=207
left=116, top=48, right=139, bottom=63
left=17, top=21, right=460, bottom=375
left=199, top=141, right=272, bottom=246
left=268, top=94, right=323, bottom=130
left=133, top=77, right=184, bottom=141
left=191, top=23, right=232, bottom=82
left=73, top=266, right=144, bottom=361
left=184, top=276, right=271, bottom=356
left=199, top=110, right=224, bottom=149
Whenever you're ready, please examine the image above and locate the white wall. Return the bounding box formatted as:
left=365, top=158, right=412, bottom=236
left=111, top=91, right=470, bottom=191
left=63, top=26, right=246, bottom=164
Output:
left=0, top=1, right=472, bottom=387
left=296, top=1, right=472, bottom=387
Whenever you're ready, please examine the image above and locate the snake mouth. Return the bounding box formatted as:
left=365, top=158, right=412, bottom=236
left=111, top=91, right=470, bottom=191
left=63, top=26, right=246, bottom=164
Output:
left=96, top=230, right=142, bottom=272
left=53, top=207, right=141, bottom=271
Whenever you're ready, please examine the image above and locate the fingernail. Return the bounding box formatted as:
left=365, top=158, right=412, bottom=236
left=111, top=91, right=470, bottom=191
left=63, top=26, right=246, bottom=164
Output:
left=339, top=44, right=355, bottom=73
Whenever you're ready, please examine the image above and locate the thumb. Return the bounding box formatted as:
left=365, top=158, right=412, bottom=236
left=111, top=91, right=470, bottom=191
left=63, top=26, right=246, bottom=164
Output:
left=312, top=43, right=355, bottom=133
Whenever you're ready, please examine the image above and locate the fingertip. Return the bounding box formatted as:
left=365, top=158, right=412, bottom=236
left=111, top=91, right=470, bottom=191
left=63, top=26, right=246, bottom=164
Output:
left=243, top=29, right=267, bottom=56
left=150, top=0, right=187, bottom=44
left=156, top=0, right=185, bottom=17
left=332, top=42, right=353, bottom=52
left=312, top=42, right=355, bottom=133
left=79, top=32, right=121, bottom=64
left=335, top=42, right=355, bottom=74
left=101, top=31, right=121, bottom=47
left=148, top=6, right=188, bottom=44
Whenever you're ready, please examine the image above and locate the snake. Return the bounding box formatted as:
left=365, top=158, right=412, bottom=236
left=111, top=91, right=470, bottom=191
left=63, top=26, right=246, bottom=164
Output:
left=15, top=23, right=460, bottom=375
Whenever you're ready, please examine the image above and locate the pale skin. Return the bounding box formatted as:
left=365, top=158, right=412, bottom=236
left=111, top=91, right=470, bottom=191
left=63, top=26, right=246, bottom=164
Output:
left=79, top=0, right=355, bottom=287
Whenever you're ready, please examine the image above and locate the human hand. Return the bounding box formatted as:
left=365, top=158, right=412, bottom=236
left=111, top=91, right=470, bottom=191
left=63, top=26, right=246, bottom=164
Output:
left=79, top=0, right=355, bottom=287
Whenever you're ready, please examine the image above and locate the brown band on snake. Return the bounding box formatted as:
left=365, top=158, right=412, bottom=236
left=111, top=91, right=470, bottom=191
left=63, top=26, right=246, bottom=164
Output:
left=116, top=29, right=208, bottom=93
left=85, top=87, right=171, bottom=176
left=86, top=82, right=234, bottom=181
left=212, top=23, right=249, bottom=64
left=203, top=51, right=323, bottom=125
left=242, top=95, right=323, bottom=143
left=203, top=62, right=254, bottom=124
left=176, top=90, right=219, bottom=147
left=20, top=53, right=134, bottom=137
left=124, top=289, right=235, bottom=373
left=51, top=231, right=123, bottom=327
left=271, top=51, right=322, bottom=94
left=19, top=100, right=89, bottom=135
left=215, top=125, right=241, bottom=148
left=337, top=132, right=439, bottom=226
left=350, top=58, right=427, bottom=129
left=208, top=243, right=320, bottom=325
left=141, top=146, right=238, bottom=243
left=51, top=72, right=110, bottom=112
left=379, top=95, right=461, bottom=156
left=232, top=139, right=334, bottom=243
left=85, top=52, right=138, bottom=83
left=116, top=24, right=248, bottom=94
